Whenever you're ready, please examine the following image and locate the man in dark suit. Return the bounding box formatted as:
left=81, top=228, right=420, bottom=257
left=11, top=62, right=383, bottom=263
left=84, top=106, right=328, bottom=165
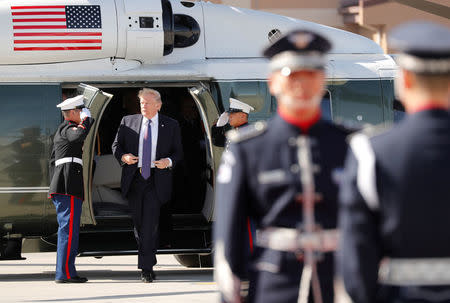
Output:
left=338, top=21, right=450, bottom=303
left=112, top=88, right=183, bottom=283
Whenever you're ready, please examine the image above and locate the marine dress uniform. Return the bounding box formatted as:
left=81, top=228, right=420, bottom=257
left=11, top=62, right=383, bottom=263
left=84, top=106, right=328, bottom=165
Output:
left=211, top=98, right=255, bottom=149
left=214, top=30, right=352, bottom=303
left=48, top=95, right=94, bottom=283
left=338, top=22, right=450, bottom=303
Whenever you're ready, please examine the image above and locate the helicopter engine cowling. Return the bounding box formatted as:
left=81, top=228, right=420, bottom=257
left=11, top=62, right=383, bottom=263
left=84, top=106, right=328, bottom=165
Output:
left=0, top=0, right=200, bottom=65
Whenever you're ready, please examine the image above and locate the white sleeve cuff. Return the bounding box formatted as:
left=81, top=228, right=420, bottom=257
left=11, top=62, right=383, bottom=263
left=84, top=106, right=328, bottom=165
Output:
left=167, top=158, right=172, bottom=167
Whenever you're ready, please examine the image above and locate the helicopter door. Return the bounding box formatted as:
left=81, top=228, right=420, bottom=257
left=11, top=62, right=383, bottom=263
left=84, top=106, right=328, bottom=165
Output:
left=77, top=84, right=113, bottom=225
left=189, top=84, right=221, bottom=222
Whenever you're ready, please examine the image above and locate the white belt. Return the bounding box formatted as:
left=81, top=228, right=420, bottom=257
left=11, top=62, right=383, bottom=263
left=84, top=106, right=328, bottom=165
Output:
left=256, top=227, right=339, bottom=253
left=379, top=258, right=450, bottom=286
left=55, top=157, right=83, bottom=167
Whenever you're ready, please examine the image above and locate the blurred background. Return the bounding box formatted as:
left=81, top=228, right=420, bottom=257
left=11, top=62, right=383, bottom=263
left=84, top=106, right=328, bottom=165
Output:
left=194, top=0, right=449, bottom=53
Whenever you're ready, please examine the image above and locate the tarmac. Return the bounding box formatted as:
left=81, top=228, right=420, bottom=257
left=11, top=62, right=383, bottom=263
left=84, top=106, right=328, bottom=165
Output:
left=0, top=253, right=219, bottom=303
left=0, top=252, right=352, bottom=303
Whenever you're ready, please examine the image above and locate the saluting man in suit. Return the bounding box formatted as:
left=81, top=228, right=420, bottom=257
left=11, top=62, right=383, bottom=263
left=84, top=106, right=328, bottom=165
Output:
left=49, top=95, right=93, bottom=283
left=338, top=21, right=450, bottom=303
left=112, top=88, right=183, bottom=283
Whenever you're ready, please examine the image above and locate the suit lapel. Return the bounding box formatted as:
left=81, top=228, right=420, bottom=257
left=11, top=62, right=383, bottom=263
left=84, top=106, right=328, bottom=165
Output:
left=136, top=114, right=143, bottom=135
left=156, top=114, right=166, bottom=159
left=132, top=115, right=143, bottom=155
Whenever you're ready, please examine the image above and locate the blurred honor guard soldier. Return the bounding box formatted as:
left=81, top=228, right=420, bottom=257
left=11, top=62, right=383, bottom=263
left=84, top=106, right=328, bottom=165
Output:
left=211, top=98, right=254, bottom=148
left=112, top=88, right=183, bottom=283
left=214, top=30, right=352, bottom=303
left=338, top=21, right=450, bottom=303
left=49, top=95, right=94, bottom=283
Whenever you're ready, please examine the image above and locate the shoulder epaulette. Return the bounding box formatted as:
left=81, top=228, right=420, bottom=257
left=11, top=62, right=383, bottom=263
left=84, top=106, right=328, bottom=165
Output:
left=226, top=121, right=268, bottom=143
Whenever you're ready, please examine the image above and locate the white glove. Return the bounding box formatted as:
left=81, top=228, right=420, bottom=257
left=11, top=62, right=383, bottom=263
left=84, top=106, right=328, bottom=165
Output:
left=80, top=108, right=91, bottom=120
left=216, top=112, right=229, bottom=127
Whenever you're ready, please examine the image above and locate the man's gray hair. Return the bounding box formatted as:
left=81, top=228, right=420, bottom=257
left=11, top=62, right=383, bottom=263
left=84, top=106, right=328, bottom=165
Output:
left=138, top=88, right=162, bottom=103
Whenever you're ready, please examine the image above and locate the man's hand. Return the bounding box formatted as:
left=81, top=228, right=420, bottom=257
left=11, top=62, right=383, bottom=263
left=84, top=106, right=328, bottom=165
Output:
left=154, top=158, right=171, bottom=169
left=121, top=153, right=138, bottom=165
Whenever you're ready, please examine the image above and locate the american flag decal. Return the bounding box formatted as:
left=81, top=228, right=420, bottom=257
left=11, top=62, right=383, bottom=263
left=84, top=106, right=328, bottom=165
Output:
left=11, top=5, right=102, bottom=51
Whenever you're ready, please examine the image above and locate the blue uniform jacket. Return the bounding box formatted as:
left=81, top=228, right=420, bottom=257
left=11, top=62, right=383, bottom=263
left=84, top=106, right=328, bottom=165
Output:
left=214, top=114, right=351, bottom=302
left=338, top=109, right=450, bottom=303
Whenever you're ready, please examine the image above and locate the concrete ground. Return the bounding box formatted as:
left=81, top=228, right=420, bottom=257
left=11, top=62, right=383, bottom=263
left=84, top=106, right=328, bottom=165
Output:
left=0, top=253, right=219, bottom=303
left=0, top=252, right=352, bottom=303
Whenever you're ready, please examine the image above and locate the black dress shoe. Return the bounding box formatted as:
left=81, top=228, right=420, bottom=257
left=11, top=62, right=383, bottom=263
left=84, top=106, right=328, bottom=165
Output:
left=141, top=271, right=153, bottom=283
left=55, top=276, right=88, bottom=283
left=150, top=269, right=156, bottom=280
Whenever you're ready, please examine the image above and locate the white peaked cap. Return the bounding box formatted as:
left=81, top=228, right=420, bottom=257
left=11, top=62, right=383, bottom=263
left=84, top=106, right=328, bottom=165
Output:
left=57, top=95, right=85, bottom=110
left=228, top=98, right=254, bottom=114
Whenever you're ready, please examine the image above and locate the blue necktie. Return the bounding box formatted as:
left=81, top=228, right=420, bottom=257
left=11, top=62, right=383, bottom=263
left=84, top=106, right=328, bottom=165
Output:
left=141, top=120, right=152, bottom=179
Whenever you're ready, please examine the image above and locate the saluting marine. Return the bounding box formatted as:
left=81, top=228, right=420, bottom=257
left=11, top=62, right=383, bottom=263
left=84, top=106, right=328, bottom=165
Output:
left=338, top=21, right=450, bottom=303
left=49, top=95, right=94, bottom=283
left=214, top=30, right=352, bottom=303
left=211, top=97, right=254, bottom=149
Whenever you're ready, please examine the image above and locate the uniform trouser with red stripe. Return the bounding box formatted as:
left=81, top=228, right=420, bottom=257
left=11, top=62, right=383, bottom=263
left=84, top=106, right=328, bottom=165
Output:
left=52, top=194, right=82, bottom=280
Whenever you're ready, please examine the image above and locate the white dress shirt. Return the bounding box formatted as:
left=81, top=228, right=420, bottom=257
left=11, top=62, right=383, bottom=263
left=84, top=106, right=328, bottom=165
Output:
left=138, top=114, right=158, bottom=168
left=138, top=113, right=172, bottom=168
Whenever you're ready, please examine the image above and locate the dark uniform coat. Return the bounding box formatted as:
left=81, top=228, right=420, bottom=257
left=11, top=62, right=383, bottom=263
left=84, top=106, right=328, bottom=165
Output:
left=49, top=117, right=94, bottom=200
left=338, top=109, right=450, bottom=303
left=214, top=114, right=351, bottom=303
left=211, top=123, right=248, bottom=150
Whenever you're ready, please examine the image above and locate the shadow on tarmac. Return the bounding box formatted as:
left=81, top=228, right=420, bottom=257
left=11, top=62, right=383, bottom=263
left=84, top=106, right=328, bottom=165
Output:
left=22, top=290, right=218, bottom=302
left=0, top=268, right=214, bottom=283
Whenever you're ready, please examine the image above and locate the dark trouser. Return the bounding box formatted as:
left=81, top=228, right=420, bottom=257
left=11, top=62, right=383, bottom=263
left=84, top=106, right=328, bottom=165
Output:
left=249, top=251, right=334, bottom=303
left=158, top=200, right=172, bottom=247
left=52, top=194, right=82, bottom=280
left=127, top=171, right=161, bottom=271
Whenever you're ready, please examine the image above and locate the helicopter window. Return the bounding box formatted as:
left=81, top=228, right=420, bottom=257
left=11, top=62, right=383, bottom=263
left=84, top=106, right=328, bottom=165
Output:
left=213, top=81, right=272, bottom=122
left=0, top=84, right=61, bottom=186
left=214, top=81, right=333, bottom=122
left=330, top=79, right=384, bottom=125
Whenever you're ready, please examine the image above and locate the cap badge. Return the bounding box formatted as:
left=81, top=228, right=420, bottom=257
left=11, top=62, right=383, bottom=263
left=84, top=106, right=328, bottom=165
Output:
left=290, top=33, right=313, bottom=49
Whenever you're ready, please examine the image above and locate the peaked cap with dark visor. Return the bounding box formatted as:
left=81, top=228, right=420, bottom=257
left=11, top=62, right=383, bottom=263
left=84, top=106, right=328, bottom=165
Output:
left=263, top=29, right=332, bottom=75
left=388, top=21, right=450, bottom=75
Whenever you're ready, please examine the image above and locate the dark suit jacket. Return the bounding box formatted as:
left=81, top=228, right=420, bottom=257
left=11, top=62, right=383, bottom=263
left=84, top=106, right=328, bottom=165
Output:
left=112, top=113, right=183, bottom=203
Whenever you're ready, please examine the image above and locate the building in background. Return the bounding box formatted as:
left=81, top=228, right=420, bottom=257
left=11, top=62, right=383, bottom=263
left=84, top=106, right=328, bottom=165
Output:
left=197, top=0, right=450, bottom=53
